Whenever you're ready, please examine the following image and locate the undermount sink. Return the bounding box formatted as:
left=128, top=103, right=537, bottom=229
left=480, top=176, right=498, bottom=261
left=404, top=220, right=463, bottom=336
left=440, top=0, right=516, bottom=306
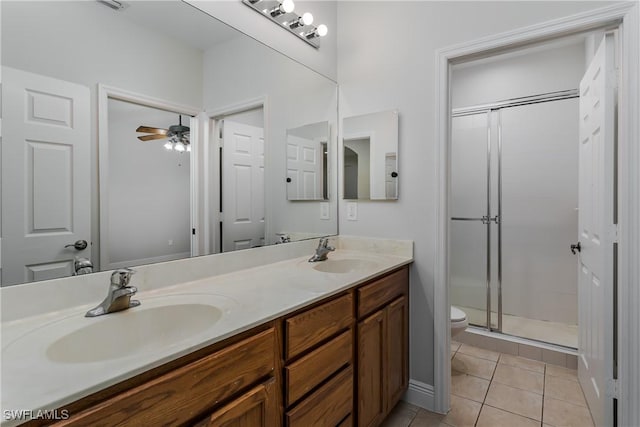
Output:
left=312, top=258, right=378, bottom=274
left=46, top=303, right=222, bottom=363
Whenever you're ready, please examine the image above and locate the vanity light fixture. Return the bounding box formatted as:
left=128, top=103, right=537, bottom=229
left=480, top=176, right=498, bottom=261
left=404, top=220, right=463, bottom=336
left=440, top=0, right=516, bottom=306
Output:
left=305, top=24, right=328, bottom=40
left=242, top=0, right=327, bottom=48
left=289, top=12, right=313, bottom=29
left=270, top=0, right=295, bottom=17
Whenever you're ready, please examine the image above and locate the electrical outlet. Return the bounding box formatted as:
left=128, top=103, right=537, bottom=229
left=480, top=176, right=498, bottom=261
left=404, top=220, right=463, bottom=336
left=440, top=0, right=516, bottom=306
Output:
left=168, top=239, right=174, bottom=246
left=320, top=202, right=329, bottom=220
left=347, top=202, right=358, bottom=221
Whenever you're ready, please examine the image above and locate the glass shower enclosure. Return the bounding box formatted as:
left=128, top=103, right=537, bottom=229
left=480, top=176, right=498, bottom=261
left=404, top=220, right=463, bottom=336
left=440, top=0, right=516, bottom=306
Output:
left=450, top=92, right=580, bottom=348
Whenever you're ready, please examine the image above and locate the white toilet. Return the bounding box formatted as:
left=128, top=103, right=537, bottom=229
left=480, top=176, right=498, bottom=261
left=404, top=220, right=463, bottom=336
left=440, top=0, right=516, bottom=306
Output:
left=451, top=306, right=468, bottom=338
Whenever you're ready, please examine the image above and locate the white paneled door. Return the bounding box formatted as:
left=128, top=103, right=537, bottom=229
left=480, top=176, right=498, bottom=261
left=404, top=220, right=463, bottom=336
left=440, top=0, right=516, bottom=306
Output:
left=221, top=120, right=265, bottom=252
left=286, top=135, right=323, bottom=200
left=1, top=67, right=91, bottom=286
left=577, top=34, right=616, bottom=427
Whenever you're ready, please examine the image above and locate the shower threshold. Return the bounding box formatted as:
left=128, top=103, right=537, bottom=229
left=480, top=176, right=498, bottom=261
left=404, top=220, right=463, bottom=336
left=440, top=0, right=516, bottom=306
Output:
left=460, top=306, right=578, bottom=349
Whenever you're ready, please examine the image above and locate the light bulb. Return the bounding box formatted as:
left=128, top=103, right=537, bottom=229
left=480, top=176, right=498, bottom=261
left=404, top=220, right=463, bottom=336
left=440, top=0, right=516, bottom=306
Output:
left=301, top=12, right=313, bottom=25
left=281, top=0, right=294, bottom=13
left=317, top=24, right=328, bottom=37
left=164, top=141, right=173, bottom=151
left=174, top=142, right=185, bottom=152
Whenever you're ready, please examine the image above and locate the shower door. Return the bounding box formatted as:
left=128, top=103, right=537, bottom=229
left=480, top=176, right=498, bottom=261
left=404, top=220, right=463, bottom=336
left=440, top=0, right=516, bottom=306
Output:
left=451, top=94, right=579, bottom=347
left=450, top=112, right=494, bottom=329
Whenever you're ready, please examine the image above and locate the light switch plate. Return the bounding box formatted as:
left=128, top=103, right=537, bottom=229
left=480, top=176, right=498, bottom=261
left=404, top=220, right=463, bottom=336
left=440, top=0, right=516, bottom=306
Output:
left=320, top=202, right=329, bottom=220
left=347, top=202, right=358, bottom=221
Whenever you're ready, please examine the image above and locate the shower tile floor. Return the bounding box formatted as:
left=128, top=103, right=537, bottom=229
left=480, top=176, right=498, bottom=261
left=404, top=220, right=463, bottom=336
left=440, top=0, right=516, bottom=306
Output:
left=460, top=306, right=578, bottom=348
left=380, top=343, right=593, bottom=427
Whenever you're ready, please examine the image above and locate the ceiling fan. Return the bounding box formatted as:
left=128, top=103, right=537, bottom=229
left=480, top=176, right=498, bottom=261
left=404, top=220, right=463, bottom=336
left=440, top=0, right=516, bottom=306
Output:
left=136, top=115, right=191, bottom=152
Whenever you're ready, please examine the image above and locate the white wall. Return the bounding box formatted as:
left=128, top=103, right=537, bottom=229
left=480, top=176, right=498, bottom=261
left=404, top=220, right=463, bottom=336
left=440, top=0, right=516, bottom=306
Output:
left=204, top=35, right=338, bottom=244
left=452, top=40, right=586, bottom=108
left=107, top=99, right=191, bottom=267
left=1, top=0, right=203, bottom=269
left=187, top=0, right=338, bottom=81
left=337, top=0, right=620, bottom=388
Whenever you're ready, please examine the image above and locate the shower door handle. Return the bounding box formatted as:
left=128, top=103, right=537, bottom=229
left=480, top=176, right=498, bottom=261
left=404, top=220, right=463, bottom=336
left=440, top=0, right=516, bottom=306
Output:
left=570, top=242, right=581, bottom=255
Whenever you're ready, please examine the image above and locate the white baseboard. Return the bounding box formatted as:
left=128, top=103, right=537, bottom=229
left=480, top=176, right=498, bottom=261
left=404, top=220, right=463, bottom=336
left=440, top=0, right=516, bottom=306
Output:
left=404, top=379, right=436, bottom=412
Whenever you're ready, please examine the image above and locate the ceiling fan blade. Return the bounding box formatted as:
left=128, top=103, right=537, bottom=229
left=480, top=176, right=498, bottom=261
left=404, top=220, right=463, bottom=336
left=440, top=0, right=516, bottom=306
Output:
left=136, top=126, right=168, bottom=135
left=138, top=134, right=168, bottom=141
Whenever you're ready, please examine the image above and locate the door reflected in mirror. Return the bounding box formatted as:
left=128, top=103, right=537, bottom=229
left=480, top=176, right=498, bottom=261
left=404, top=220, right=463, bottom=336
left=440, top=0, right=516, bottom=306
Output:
left=286, top=121, right=329, bottom=201
left=342, top=110, right=399, bottom=200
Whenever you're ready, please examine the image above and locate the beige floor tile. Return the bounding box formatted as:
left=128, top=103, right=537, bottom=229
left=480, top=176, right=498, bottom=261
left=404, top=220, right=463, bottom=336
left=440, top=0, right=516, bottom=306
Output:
left=451, top=370, right=490, bottom=403
left=410, top=410, right=449, bottom=427
left=394, top=401, right=421, bottom=416
left=485, top=382, right=543, bottom=421
left=544, top=375, right=587, bottom=407
left=381, top=412, right=414, bottom=427
left=441, top=395, right=482, bottom=427
left=498, top=353, right=545, bottom=373
left=492, top=363, right=544, bottom=394
left=543, top=396, right=594, bottom=427
left=382, top=412, right=415, bottom=427
left=545, top=364, right=578, bottom=382
left=476, top=405, right=540, bottom=427
left=452, top=353, right=497, bottom=380
left=458, top=344, right=500, bottom=362
left=451, top=341, right=462, bottom=353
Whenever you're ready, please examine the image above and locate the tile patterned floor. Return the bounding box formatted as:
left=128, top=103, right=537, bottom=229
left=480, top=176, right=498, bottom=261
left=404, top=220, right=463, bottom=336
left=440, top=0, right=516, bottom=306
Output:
left=381, top=342, right=594, bottom=427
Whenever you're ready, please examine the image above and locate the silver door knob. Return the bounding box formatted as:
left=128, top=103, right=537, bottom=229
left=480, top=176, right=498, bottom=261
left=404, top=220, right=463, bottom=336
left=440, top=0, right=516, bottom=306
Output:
left=65, top=240, right=88, bottom=250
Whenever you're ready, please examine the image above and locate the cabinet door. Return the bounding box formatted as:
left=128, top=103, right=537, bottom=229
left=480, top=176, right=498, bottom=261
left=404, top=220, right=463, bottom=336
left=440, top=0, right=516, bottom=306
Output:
left=198, top=379, right=278, bottom=427
left=385, top=296, right=408, bottom=410
left=357, top=310, right=386, bottom=427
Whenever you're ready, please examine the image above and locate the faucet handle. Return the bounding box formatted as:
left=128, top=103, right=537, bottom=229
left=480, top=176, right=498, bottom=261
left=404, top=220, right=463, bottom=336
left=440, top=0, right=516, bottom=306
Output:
left=111, top=268, right=135, bottom=287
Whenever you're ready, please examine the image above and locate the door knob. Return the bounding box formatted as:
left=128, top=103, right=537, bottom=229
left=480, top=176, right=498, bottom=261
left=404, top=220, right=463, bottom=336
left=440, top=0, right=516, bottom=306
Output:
left=570, top=242, right=581, bottom=255
left=65, top=240, right=88, bottom=250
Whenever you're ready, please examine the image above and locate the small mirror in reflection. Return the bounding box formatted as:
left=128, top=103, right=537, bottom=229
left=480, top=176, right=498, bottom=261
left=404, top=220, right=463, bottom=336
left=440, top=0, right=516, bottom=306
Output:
left=342, top=110, right=399, bottom=200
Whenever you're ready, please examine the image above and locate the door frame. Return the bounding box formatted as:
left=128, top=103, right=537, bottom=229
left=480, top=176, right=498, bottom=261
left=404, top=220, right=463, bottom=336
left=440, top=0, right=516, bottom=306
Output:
left=97, top=85, right=200, bottom=270
left=433, top=3, right=639, bottom=424
left=205, top=96, right=268, bottom=254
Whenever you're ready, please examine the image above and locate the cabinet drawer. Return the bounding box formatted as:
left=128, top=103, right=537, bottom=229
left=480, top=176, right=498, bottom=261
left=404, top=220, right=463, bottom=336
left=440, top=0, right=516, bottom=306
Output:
left=285, top=329, right=352, bottom=406
left=286, top=366, right=353, bottom=427
left=357, top=268, right=408, bottom=318
left=285, top=293, right=352, bottom=360
left=57, top=328, right=275, bottom=427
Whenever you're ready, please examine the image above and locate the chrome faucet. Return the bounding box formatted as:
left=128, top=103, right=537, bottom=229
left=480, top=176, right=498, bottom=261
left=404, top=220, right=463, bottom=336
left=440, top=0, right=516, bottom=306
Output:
left=309, top=238, right=335, bottom=262
left=85, top=268, right=141, bottom=317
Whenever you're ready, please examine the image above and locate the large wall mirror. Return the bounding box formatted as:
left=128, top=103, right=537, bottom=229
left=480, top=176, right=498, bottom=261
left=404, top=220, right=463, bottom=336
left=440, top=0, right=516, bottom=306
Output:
left=0, top=0, right=338, bottom=286
left=343, top=110, right=399, bottom=200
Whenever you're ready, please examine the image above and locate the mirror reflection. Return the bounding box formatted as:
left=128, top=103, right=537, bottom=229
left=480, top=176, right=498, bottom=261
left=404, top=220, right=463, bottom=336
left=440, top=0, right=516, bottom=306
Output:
left=286, top=121, right=330, bottom=201
left=0, top=0, right=338, bottom=286
left=342, top=110, right=399, bottom=200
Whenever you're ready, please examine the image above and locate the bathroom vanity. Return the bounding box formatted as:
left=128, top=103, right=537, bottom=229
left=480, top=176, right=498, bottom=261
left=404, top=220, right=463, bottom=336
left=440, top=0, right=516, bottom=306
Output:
left=1, top=237, right=412, bottom=427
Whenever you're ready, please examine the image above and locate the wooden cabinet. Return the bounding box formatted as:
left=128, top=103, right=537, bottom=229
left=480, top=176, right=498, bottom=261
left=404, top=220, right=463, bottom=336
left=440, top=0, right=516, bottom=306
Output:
left=283, top=293, right=354, bottom=426
left=38, top=265, right=409, bottom=427
left=195, top=378, right=278, bottom=427
left=53, top=327, right=277, bottom=427
left=357, top=267, right=409, bottom=427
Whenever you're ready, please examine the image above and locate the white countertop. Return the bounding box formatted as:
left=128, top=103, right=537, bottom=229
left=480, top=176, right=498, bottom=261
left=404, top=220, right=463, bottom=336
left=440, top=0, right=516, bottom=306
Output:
left=0, top=237, right=412, bottom=425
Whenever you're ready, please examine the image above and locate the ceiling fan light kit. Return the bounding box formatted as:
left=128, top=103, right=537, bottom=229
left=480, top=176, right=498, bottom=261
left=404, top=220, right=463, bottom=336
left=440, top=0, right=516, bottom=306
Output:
left=136, top=115, right=191, bottom=153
